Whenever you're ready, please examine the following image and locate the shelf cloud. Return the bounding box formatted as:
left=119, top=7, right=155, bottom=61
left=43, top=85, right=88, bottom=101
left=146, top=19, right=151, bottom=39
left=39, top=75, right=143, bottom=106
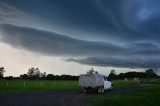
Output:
left=1, top=0, right=160, bottom=72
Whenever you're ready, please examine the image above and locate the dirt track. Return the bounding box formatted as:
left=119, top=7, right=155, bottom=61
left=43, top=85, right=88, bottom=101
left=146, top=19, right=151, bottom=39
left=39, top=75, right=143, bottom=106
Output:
left=0, top=91, right=90, bottom=106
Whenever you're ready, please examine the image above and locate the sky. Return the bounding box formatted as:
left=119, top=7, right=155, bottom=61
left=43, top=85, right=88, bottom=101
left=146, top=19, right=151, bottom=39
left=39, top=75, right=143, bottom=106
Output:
left=0, top=0, right=160, bottom=76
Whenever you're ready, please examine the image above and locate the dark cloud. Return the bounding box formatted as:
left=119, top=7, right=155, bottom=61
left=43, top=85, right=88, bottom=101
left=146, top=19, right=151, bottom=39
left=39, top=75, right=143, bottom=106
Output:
left=0, top=0, right=160, bottom=41
left=1, top=0, right=160, bottom=69
left=3, top=0, right=160, bottom=42
left=128, top=42, right=160, bottom=56
left=1, top=24, right=160, bottom=69
left=66, top=57, right=160, bottom=69
left=0, top=24, right=126, bottom=57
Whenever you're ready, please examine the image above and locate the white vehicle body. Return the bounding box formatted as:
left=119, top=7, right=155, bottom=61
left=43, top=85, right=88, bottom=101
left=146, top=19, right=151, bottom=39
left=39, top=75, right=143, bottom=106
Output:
left=79, top=73, right=112, bottom=93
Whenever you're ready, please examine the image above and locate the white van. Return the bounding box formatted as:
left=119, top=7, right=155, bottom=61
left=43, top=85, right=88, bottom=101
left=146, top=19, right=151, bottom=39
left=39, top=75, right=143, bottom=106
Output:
left=79, top=71, right=113, bottom=93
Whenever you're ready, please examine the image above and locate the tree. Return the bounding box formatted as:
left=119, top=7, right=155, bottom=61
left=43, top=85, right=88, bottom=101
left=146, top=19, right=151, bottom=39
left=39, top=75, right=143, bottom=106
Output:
left=6, top=76, right=13, bottom=80
left=110, top=69, right=116, bottom=75
left=40, top=72, right=47, bottom=79
left=40, top=72, right=46, bottom=77
left=46, top=74, right=55, bottom=80
left=27, top=67, right=35, bottom=77
left=145, top=69, right=157, bottom=78
left=108, top=69, right=117, bottom=80
left=87, top=68, right=98, bottom=74
left=34, top=68, right=41, bottom=78
left=27, top=67, right=41, bottom=80
left=20, top=74, right=28, bottom=79
left=0, top=67, right=5, bottom=78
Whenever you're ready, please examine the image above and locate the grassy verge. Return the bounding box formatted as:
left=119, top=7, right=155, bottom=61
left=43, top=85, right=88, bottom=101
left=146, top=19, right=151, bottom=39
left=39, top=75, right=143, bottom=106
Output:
left=0, top=79, right=134, bottom=93
left=0, top=80, right=80, bottom=93
left=112, top=80, right=136, bottom=88
left=0, top=79, right=159, bottom=94
left=89, top=80, right=160, bottom=106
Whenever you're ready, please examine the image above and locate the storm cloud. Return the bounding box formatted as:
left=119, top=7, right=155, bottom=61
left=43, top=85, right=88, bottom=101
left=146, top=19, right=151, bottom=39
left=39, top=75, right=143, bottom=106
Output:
left=0, top=0, right=160, bottom=69
left=0, top=24, right=126, bottom=57
left=66, top=57, right=160, bottom=69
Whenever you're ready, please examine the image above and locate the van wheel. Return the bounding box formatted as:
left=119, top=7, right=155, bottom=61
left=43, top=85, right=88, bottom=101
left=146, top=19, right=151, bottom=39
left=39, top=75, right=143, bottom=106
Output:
left=101, top=87, right=104, bottom=93
left=98, top=87, right=101, bottom=93
left=110, top=86, right=113, bottom=90
left=98, top=87, right=104, bottom=93
left=83, top=89, right=87, bottom=93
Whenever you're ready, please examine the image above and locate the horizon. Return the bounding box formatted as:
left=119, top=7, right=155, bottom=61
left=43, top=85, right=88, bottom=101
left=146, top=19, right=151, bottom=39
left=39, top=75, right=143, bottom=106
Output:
left=1, top=0, right=160, bottom=76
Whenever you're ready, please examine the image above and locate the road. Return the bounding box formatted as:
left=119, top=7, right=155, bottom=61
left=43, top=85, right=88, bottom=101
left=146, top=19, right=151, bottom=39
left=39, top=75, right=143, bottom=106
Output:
left=0, top=91, right=90, bottom=106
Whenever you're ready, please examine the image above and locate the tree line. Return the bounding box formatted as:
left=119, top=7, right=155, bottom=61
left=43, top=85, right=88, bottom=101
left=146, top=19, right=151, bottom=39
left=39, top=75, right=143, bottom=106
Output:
left=0, top=67, right=79, bottom=80
left=108, top=69, right=158, bottom=80
left=0, top=67, right=159, bottom=80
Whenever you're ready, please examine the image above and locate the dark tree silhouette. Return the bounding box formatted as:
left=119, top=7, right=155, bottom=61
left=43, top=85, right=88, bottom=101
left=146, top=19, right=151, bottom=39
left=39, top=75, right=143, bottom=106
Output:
left=87, top=68, right=98, bottom=74
left=145, top=69, right=157, bottom=78
left=27, top=67, right=41, bottom=80
left=6, top=76, right=13, bottom=80
left=41, top=72, right=46, bottom=77
left=26, top=67, right=47, bottom=80
left=108, top=69, right=117, bottom=80
left=0, top=67, right=5, bottom=78
left=20, top=74, right=28, bottom=79
left=46, top=74, right=55, bottom=80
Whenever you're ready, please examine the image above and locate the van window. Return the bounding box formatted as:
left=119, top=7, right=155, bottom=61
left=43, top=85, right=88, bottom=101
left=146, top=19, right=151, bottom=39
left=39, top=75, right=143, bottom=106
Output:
left=103, top=76, right=107, bottom=81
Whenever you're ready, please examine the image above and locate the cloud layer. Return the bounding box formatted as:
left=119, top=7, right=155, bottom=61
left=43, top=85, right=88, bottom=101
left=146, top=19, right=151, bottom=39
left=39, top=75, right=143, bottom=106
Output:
left=1, top=24, right=126, bottom=57
left=0, top=0, right=160, bottom=70
left=66, top=57, right=160, bottom=69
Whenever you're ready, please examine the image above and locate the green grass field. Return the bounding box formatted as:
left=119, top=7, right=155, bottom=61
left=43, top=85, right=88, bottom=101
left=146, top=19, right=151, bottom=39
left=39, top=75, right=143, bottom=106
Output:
left=89, top=85, right=160, bottom=106
left=0, top=80, right=80, bottom=93
left=0, top=79, right=159, bottom=93
left=112, top=80, right=136, bottom=88
left=89, top=79, right=160, bottom=106
left=0, top=79, right=139, bottom=93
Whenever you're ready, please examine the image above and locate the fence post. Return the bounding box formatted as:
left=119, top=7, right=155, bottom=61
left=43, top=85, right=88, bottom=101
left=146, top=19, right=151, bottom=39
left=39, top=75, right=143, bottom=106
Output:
left=24, top=81, right=25, bottom=87
left=41, top=82, right=43, bottom=87
left=6, top=82, right=8, bottom=88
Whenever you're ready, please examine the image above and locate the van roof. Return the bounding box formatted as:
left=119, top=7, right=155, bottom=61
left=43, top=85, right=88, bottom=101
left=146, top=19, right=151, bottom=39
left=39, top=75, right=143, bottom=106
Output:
left=80, top=73, right=105, bottom=77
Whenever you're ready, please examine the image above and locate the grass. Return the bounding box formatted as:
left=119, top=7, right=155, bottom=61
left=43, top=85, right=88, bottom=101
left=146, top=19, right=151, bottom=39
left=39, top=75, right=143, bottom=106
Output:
left=89, top=79, right=160, bottom=106
left=141, top=78, right=160, bottom=84
left=0, top=80, right=80, bottom=93
left=112, top=80, right=136, bottom=88
left=112, top=78, right=160, bottom=88
left=0, top=79, right=134, bottom=93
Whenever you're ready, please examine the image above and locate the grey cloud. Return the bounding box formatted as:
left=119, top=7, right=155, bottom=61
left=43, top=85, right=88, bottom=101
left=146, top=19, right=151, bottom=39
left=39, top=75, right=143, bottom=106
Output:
left=1, top=0, right=160, bottom=43
left=0, top=2, right=25, bottom=24
left=66, top=57, right=160, bottom=69
left=128, top=42, right=160, bottom=56
left=0, top=24, right=126, bottom=57
left=1, top=24, right=160, bottom=69
left=1, top=0, right=160, bottom=69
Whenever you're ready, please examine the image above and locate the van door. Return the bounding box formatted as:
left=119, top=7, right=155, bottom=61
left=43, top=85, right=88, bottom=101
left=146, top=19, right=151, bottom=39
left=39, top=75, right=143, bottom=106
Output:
left=103, top=76, right=111, bottom=90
